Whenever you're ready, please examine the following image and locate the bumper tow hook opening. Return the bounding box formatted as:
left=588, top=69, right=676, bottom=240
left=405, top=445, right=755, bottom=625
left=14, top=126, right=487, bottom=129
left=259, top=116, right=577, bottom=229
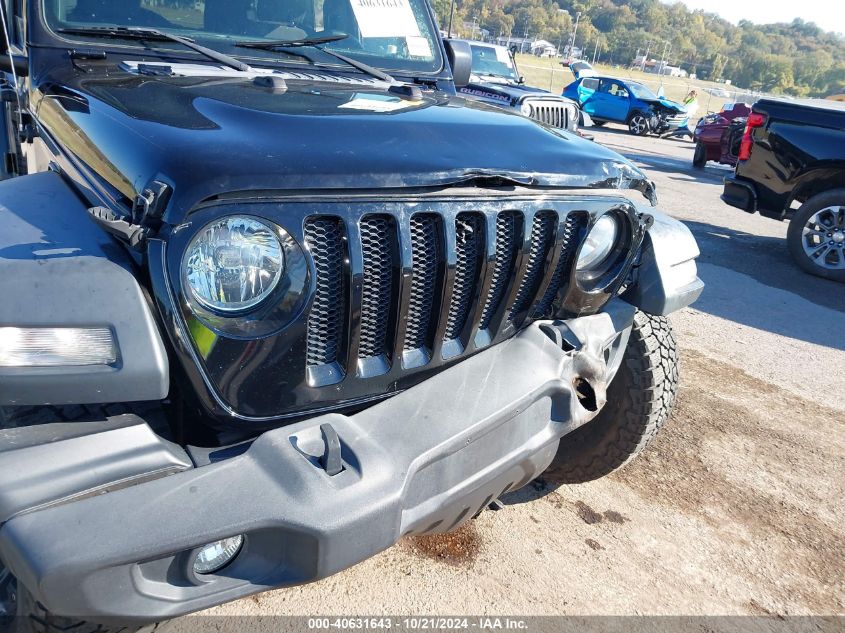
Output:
left=573, top=377, right=599, bottom=412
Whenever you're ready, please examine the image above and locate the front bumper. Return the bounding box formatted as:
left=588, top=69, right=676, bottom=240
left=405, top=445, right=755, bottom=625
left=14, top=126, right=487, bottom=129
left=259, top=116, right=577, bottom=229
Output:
left=0, top=303, right=637, bottom=621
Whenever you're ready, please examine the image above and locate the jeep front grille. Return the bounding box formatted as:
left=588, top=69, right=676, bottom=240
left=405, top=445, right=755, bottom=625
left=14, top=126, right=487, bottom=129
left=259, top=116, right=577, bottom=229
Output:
left=525, top=100, right=571, bottom=129
left=303, top=208, right=589, bottom=387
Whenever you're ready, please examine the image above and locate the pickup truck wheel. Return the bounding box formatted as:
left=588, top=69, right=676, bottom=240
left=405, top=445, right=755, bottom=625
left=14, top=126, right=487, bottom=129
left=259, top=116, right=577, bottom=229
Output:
left=692, top=142, right=707, bottom=168
left=0, top=563, right=154, bottom=633
left=542, top=311, right=679, bottom=484
left=628, top=112, right=650, bottom=136
left=787, top=190, right=845, bottom=282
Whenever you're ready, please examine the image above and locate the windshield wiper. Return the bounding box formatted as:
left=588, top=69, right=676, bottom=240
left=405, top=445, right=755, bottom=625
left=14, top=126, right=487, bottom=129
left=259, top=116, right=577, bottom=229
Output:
left=235, top=33, right=350, bottom=49
left=234, top=34, right=395, bottom=84
left=57, top=26, right=254, bottom=73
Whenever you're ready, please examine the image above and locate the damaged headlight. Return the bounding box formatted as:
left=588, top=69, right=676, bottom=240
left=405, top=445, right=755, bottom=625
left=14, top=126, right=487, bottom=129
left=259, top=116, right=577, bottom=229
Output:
left=183, top=216, right=284, bottom=313
left=576, top=214, right=620, bottom=272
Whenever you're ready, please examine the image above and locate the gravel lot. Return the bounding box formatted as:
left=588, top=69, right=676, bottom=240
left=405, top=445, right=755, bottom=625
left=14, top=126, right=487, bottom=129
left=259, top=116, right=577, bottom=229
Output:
left=178, top=125, right=845, bottom=624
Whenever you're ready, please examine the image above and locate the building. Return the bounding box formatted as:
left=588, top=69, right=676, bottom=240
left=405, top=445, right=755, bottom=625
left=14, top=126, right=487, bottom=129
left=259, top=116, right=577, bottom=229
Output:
left=494, top=36, right=558, bottom=57
left=530, top=40, right=558, bottom=57
left=635, top=58, right=688, bottom=78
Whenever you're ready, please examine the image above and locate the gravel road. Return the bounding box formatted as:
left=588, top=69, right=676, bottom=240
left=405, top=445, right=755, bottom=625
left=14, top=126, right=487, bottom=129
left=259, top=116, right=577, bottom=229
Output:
left=177, top=125, right=845, bottom=625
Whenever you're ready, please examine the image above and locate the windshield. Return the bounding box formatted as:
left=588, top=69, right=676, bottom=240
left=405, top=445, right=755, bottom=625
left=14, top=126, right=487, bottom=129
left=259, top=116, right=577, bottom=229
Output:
left=469, top=44, right=518, bottom=82
left=43, top=0, right=443, bottom=74
left=627, top=82, right=658, bottom=100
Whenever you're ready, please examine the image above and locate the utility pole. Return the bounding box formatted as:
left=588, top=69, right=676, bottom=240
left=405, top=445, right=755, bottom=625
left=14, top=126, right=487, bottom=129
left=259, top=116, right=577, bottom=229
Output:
left=447, top=0, right=455, bottom=38
left=568, top=11, right=581, bottom=60
left=593, top=38, right=599, bottom=65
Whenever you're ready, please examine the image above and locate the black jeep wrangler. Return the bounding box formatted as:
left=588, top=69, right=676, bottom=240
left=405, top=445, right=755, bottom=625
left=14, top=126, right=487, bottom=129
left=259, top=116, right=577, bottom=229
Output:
left=0, top=0, right=703, bottom=629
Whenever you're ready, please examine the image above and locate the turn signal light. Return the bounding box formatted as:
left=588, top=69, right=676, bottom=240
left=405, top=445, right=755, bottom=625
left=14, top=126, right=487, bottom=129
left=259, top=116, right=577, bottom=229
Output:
left=0, top=327, right=117, bottom=367
left=738, top=112, right=767, bottom=161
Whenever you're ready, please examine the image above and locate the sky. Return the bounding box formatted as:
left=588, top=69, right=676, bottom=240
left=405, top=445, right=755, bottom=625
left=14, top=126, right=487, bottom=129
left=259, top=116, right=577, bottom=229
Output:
left=664, top=0, right=845, bottom=35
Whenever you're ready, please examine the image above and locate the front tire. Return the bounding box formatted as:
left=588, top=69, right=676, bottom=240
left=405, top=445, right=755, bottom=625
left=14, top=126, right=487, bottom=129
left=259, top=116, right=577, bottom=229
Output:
left=786, top=190, right=845, bottom=282
left=628, top=112, right=650, bottom=136
left=692, top=142, right=707, bottom=168
left=542, top=311, right=679, bottom=484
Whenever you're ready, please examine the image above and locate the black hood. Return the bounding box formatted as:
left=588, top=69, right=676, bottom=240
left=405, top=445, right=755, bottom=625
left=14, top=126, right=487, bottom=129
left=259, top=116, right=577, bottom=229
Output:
left=459, top=78, right=554, bottom=105
left=34, top=63, right=655, bottom=221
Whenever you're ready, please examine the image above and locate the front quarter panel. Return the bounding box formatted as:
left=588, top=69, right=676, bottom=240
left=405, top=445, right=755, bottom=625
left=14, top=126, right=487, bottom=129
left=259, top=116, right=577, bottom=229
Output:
left=623, top=210, right=704, bottom=316
left=0, top=172, right=169, bottom=406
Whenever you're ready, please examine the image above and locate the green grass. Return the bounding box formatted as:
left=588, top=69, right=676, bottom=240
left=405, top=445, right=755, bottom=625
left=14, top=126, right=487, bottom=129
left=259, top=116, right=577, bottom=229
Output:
left=513, top=53, right=762, bottom=115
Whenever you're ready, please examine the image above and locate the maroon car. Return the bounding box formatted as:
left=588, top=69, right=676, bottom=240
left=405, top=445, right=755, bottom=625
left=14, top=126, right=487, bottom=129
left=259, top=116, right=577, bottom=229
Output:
left=693, top=102, right=752, bottom=168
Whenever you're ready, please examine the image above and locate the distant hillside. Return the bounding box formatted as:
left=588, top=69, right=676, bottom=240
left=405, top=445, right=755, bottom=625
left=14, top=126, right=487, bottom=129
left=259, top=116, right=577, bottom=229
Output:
left=435, top=0, right=844, bottom=96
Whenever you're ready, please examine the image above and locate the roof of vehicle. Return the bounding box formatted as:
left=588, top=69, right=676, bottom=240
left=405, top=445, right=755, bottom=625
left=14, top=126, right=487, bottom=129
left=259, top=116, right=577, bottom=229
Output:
left=453, top=39, right=508, bottom=52
left=756, top=97, right=845, bottom=113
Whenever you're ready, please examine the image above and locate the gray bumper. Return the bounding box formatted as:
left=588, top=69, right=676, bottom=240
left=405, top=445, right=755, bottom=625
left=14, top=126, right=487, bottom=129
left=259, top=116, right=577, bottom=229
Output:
left=0, top=304, right=635, bottom=621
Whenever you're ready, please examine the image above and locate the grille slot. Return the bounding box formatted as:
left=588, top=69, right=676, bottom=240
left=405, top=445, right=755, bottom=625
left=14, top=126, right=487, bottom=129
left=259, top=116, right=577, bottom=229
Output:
left=534, top=214, right=584, bottom=317
left=479, top=212, right=522, bottom=332
left=359, top=215, right=396, bottom=362
left=303, top=217, right=347, bottom=380
left=527, top=101, right=569, bottom=129
left=444, top=213, right=484, bottom=342
left=404, top=215, right=443, bottom=356
left=508, top=211, right=558, bottom=321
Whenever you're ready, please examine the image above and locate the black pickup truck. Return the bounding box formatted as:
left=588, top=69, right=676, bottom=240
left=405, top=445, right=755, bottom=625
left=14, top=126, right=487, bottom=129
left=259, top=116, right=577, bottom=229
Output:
left=0, top=0, right=702, bottom=629
left=722, top=98, right=845, bottom=282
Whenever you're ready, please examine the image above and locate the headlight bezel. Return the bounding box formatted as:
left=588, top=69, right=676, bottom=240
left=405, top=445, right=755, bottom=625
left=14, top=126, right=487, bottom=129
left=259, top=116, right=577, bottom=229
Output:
left=176, top=213, right=311, bottom=340
left=573, top=208, right=636, bottom=291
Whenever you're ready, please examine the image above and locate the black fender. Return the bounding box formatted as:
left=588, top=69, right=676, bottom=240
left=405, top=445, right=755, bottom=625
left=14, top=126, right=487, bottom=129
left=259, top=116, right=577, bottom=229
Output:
left=0, top=172, right=169, bottom=406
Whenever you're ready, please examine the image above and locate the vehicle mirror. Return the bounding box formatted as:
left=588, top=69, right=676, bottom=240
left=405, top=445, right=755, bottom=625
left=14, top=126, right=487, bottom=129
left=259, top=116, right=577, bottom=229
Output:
left=518, top=75, right=525, bottom=84
left=443, top=39, right=472, bottom=88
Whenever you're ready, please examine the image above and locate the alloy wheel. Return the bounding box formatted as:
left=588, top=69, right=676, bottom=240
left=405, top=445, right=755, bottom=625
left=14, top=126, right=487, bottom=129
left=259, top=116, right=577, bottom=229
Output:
left=629, top=115, right=648, bottom=135
left=801, top=206, right=845, bottom=271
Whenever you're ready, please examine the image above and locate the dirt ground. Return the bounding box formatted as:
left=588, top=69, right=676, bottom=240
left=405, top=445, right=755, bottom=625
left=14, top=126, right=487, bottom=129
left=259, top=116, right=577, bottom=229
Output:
left=176, top=126, right=845, bottom=625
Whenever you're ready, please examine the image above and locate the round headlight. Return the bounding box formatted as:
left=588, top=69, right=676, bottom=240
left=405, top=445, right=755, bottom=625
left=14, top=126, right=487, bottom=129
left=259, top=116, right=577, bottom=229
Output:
left=577, top=215, right=620, bottom=272
left=520, top=103, right=533, bottom=117
left=184, top=217, right=284, bottom=313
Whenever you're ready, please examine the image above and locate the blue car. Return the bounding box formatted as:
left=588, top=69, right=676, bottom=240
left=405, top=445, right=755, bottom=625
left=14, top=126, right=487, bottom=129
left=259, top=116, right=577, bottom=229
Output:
left=564, top=70, right=688, bottom=136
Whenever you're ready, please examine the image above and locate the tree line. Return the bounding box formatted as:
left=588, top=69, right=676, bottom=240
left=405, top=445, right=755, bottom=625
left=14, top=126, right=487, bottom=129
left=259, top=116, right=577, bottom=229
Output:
left=431, top=0, right=844, bottom=97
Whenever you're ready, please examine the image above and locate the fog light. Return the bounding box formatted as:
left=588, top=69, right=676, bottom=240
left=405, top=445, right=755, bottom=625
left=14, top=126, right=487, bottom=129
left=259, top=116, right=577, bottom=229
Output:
left=193, top=535, right=244, bottom=575
left=0, top=327, right=117, bottom=367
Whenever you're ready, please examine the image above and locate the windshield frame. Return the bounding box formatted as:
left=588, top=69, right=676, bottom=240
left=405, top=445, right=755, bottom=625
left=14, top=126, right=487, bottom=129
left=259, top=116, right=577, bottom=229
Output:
left=34, top=0, right=447, bottom=78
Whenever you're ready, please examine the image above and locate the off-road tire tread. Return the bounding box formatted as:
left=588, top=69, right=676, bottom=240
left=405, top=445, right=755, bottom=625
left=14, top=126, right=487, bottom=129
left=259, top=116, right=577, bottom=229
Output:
left=542, top=311, right=679, bottom=483
left=3, top=565, right=156, bottom=633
